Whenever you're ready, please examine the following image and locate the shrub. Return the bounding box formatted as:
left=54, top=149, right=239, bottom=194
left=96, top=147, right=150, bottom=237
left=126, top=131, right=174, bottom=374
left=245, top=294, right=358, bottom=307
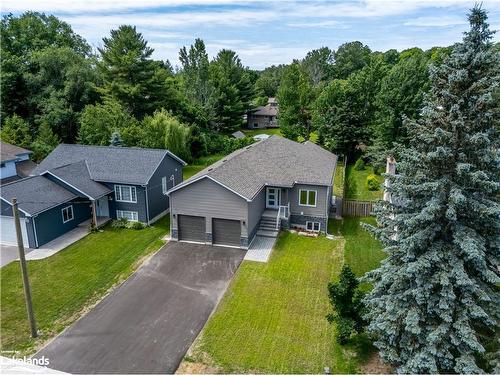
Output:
left=326, top=264, right=366, bottom=344
left=128, top=221, right=145, bottom=230
left=354, top=158, right=365, bottom=170
left=111, top=218, right=129, bottom=229
left=366, top=174, right=380, bottom=191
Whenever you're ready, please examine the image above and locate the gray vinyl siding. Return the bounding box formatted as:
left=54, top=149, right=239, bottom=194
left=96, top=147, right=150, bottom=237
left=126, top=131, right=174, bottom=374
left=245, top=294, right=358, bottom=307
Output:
left=247, top=187, right=266, bottom=241
left=33, top=198, right=92, bottom=247
left=146, top=154, right=183, bottom=222
left=290, top=184, right=329, bottom=218
left=170, top=177, right=248, bottom=237
left=104, top=183, right=148, bottom=223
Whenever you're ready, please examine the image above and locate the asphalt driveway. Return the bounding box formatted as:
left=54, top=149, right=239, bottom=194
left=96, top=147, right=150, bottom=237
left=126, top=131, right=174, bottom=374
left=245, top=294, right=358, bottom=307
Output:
left=35, top=242, right=245, bottom=374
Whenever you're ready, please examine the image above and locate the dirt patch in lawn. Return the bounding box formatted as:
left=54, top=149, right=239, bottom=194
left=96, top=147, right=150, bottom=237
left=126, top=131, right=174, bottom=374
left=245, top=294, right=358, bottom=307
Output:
left=360, top=352, right=394, bottom=374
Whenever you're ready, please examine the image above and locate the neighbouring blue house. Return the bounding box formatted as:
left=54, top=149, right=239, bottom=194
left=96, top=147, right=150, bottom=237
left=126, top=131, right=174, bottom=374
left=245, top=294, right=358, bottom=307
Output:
left=0, top=144, right=185, bottom=248
left=0, top=141, right=37, bottom=184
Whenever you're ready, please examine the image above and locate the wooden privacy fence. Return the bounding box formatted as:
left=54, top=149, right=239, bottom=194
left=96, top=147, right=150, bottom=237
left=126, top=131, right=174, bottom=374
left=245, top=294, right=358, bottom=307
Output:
left=342, top=200, right=374, bottom=217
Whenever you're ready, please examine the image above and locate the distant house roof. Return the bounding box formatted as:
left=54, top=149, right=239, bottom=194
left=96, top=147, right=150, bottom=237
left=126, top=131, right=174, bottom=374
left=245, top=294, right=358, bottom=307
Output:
left=43, top=160, right=113, bottom=200
left=33, top=144, right=186, bottom=185
left=231, top=131, right=246, bottom=139
left=16, top=160, right=37, bottom=178
left=1, top=141, right=32, bottom=163
left=250, top=105, right=278, bottom=117
left=0, top=176, right=78, bottom=215
left=169, top=136, right=337, bottom=201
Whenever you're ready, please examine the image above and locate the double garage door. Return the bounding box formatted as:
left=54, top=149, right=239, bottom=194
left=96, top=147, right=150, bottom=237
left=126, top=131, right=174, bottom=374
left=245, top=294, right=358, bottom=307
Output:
left=0, top=216, right=29, bottom=246
left=177, top=215, right=241, bottom=247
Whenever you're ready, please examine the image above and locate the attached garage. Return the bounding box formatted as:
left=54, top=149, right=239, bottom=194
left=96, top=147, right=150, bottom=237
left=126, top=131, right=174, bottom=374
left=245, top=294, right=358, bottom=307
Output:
left=0, top=216, right=29, bottom=246
left=178, top=215, right=206, bottom=243
left=212, top=218, right=241, bottom=247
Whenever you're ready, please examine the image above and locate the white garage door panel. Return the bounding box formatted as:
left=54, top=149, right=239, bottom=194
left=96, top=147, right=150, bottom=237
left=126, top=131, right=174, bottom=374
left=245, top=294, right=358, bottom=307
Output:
left=0, top=216, right=29, bottom=246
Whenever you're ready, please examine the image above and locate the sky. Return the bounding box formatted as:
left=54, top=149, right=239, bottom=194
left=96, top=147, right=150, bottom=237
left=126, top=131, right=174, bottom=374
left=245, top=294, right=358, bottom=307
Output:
left=2, top=0, right=500, bottom=69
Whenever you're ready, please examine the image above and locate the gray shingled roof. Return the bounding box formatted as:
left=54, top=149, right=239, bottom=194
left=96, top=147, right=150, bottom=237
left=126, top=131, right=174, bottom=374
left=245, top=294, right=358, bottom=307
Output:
left=45, top=161, right=112, bottom=199
left=171, top=136, right=337, bottom=200
left=33, top=144, right=186, bottom=185
left=251, top=105, right=278, bottom=117
left=1, top=176, right=78, bottom=215
left=1, top=141, right=32, bottom=162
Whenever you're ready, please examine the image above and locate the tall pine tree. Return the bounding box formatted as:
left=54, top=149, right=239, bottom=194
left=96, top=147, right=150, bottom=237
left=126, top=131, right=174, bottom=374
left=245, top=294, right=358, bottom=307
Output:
left=364, top=7, right=499, bottom=373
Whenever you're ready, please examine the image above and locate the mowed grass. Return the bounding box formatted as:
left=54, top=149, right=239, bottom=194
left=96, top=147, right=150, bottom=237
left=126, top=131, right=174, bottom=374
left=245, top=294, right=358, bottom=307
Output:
left=329, top=217, right=385, bottom=290
left=183, top=154, right=225, bottom=180
left=241, top=128, right=282, bottom=137
left=191, top=232, right=366, bottom=373
left=333, top=160, right=345, bottom=197
left=344, top=165, right=384, bottom=201
left=0, top=216, right=170, bottom=354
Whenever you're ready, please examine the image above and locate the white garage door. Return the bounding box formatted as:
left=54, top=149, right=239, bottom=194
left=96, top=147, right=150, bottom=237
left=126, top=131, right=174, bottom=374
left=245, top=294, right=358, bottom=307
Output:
left=0, top=216, right=29, bottom=246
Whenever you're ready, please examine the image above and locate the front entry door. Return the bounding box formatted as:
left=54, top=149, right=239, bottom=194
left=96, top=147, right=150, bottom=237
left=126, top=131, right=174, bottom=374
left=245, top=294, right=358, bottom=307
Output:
left=266, top=188, right=280, bottom=209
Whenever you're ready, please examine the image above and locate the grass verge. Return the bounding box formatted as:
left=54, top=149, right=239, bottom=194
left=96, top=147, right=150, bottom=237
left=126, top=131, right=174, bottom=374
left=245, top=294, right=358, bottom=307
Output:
left=181, top=231, right=372, bottom=373
left=0, top=216, right=170, bottom=355
left=344, top=165, right=384, bottom=201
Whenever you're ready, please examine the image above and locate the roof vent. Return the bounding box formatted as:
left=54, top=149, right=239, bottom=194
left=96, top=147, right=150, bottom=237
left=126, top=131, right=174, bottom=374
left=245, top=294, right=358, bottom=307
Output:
left=208, top=168, right=213, bottom=171
left=222, top=159, right=227, bottom=162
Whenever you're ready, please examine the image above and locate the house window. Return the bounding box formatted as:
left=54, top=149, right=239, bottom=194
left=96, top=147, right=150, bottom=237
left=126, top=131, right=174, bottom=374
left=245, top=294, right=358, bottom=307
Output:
left=116, top=210, right=138, bottom=221
left=306, top=221, right=321, bottom=232
left=162, top=176, right=168, bottom=195
left=299, top=189, right=317, bottom=207
left=114, top=185, right=137, bottom=203
left=253, top=123, right=259, bottom=128
left=62, top=205, right=74, bottom=223
left=0, top=162, right=5, bottom=168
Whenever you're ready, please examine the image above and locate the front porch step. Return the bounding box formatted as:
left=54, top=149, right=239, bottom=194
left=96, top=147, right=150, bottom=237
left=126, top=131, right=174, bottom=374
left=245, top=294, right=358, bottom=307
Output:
left=260, top=223, right=278, bottom=230
left=257, top=229, right=279, bottom=238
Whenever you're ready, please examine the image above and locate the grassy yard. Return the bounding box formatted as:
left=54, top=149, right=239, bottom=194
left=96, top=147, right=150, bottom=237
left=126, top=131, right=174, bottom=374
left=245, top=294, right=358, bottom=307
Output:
left=240, top=128, right=282, bottom=137
left=183, top=154, right=225, bottom=180
left=344, top=165, right=384, bottom=201
left=333, top=159, right=346, bottom=197
left=329, top=217, right=385, bottom=284
left=182, top=232, right=373, bottom=373
left=0, top=216, right=170, bottom=355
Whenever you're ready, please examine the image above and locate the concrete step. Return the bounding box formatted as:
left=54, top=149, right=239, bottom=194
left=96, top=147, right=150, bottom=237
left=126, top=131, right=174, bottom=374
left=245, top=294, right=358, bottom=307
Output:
left=259, top=223, right=278, bottom=230
left=257, top=229, right=279, bottom=238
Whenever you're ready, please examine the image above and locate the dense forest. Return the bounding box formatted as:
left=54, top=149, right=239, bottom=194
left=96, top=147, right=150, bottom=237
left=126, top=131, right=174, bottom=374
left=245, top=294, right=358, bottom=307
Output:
left=0, top=11, right=494, bottom=166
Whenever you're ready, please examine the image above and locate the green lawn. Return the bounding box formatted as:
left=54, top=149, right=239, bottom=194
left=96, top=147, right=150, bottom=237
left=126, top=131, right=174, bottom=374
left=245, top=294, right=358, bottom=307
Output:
left=0, top=216, right=170, bottom=354
left=241, top=128, right=282, bottom=137
left=183, top=154, right=225, bottom=180
left=184, top=232, right=372, bottom=373
left=344, top=165, right=384, bottom=201
left=329, top=217, right=385, bottom=280
left=333, top=160, right=346, bottom=197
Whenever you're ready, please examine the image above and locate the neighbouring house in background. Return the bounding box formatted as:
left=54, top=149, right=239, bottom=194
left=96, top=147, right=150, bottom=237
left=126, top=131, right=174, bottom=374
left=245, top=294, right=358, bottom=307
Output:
left=0, top=144, right=185, bottom=248
left=167, top=136, right=337, bottom=249
left=247, top=97, right=278, bottom=129
left=0, top=141, right=37, bottom=184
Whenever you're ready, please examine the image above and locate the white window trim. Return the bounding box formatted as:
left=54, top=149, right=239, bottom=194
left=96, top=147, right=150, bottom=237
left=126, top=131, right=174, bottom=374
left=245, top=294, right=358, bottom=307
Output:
left=306, top=221, right=321, bottom=232
left=114, top=185, right=137, bottom=203
left=62, top=205, right=74, bottom=223
left=162, top=176, right=168, bottom=195
left=116, top=210, right=138, bottom=222
left=298, top=189, right=317, bottom=207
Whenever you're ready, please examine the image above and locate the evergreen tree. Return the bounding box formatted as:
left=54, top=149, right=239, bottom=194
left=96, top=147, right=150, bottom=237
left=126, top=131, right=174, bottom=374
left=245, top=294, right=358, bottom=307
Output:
left=277, top=62, right=313, bottom=140
left=326, top=264, right=366, bottom=344
left=209, top=49, right=253, bottom=133
left=364, top=7, right=499, bottom=373
left=31, top=122, right=60, bottom=161
left=98, top=25, right=171, bottom=118
left=109, top=130, right=123, bottom=147
left=0, top=114, right=32, bottom=148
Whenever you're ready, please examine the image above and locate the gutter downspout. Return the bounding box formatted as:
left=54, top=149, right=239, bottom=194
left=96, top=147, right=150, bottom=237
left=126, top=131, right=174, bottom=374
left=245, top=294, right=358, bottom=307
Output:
left=144, top=185, right=150, bottom=226
left=32, top=215, right=39, bottom=249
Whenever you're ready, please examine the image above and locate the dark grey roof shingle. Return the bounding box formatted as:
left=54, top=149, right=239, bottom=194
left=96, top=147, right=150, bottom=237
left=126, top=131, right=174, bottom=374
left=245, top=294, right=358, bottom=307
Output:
left=173, top=136, right=337, bottom=200
left=1, top=141, right=32, bottom=162
left=46, top=161, right=112, bottom=199
left=33, top=144, right=185, bottom=185
left=1, top=176, right=78, bottom=215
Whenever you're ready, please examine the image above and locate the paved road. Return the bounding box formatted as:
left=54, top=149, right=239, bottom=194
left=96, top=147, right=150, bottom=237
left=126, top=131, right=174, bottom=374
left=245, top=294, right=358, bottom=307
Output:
left=35, top=242, right=245, bottom=374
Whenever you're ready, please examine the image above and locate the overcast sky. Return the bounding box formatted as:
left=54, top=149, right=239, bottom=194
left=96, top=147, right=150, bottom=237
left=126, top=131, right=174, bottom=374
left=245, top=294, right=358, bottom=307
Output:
left=2, top=0, right=500, bottom=69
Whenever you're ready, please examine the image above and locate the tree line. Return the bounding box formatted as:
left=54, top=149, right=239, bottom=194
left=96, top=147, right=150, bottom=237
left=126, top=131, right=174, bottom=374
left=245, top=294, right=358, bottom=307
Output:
left=0, top=11, right=475, bottom=165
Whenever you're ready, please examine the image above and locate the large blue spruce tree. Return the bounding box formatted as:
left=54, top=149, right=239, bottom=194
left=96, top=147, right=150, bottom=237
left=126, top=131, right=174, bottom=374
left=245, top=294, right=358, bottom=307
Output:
left=364, top=7, right=499, bottom=373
